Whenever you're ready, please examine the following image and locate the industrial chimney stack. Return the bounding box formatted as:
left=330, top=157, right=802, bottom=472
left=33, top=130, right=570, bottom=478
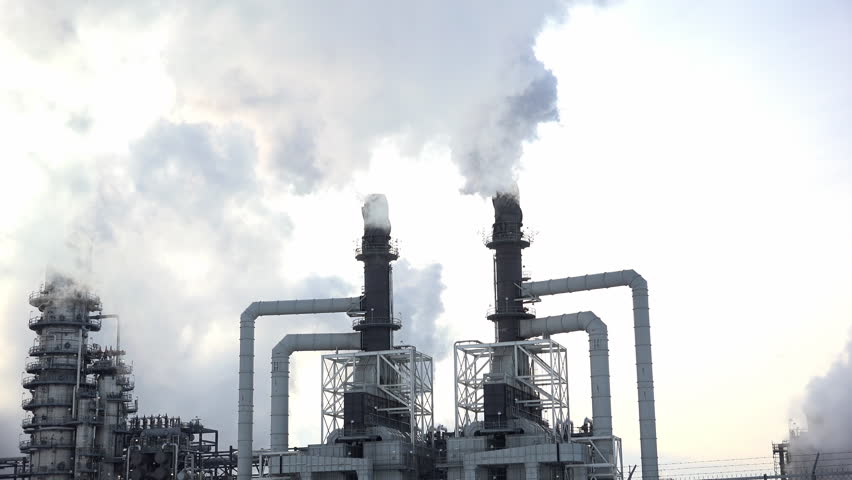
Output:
left=486, top=192, right=534, bottom=342
left=354, top=194, right=399, bottom=351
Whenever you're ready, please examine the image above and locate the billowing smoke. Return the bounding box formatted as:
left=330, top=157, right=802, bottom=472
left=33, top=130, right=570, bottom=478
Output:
left=800, top=333, right=852, bottom=450
left=0, top=2, right=568, bottom=199
left=362, top=194, right=391, bottom=233
left=454, top=65, right=560, bottom=196
left=393, top=260, right=449, bottom=360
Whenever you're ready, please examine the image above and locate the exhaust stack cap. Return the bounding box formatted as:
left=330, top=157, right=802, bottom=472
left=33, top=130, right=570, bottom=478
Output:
left=493, top=191, right=522, bottom=225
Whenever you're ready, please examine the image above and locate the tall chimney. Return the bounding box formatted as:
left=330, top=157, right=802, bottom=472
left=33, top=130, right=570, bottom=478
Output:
left=486, top=192, right=533, bottom=342
left=355, top=194, right=399, bottom=351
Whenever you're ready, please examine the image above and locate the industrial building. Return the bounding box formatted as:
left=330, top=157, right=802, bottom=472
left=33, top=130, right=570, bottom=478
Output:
left=237, top=192, right=660, bottom=480
left=7, top=192, right=665, bottom=480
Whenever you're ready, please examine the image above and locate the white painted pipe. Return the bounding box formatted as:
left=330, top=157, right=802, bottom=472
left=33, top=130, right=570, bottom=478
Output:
left=238, top=297, right=361, bottom=480
left=522, top=270, right=659, bottom=480
left=519, top=312, right=611, bottom=438
left=270, top=332, right=361, bottom=452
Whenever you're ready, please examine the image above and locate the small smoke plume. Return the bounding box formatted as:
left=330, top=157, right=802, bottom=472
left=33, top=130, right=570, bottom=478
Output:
left=362, top=194, right=391, bottom=233
left=800, top=332, right=852, bottom=450
left=393, top=260, right=449, bottom=360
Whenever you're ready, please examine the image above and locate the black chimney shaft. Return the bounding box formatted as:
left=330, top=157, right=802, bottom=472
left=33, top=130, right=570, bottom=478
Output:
left=486, top=193, right=533, bottom=342
left=355, top=222, right=399, bottom=351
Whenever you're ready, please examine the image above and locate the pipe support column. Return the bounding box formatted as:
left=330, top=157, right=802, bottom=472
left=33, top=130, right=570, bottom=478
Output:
left=237, top=297, right=361, bottom=480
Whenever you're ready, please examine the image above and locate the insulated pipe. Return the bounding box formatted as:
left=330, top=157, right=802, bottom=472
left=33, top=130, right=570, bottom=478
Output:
left=522, top=270, right=659, bottom=480
left=238, top=297, right=361, bottom=480
left=518, top=312, right=611, bottom=438
left=270, top=332, right=361, bottom=452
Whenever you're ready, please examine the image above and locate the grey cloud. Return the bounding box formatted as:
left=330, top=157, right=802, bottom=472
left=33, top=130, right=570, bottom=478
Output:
left=1, top=1, right=569, bottom=196
left=394, top=260, right=449, bottom=360
left=0, top=413, right=19, bottom=455
left=270, top=124, right=323, bottom=195
left=129, top=120, right=258, bottom=219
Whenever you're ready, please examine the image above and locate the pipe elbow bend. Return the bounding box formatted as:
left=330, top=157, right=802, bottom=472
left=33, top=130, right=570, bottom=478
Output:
left=272, top=335, right=297, bottom=357
left=580, top=312, right=607, bottom=336
left=240, top=303, right=259, bottom=324
left=624, top=270, right=647, bottom=289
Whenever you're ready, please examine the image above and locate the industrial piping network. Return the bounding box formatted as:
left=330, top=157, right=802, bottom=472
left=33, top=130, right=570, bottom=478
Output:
left=237, top=298, right=362, bottom=480
left=521, top=270, right=659, bottom=480
left=270, top=333, right=362, bottom=452
left=518, top=312, right=612, bottom=440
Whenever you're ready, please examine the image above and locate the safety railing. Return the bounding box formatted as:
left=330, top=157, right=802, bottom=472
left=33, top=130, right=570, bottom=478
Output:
left=355, top=241, right=400, bottom=257
left=28, top=313, right=102, bottom=330
left=482, top=227, right=532, bottom=246
left=28, top=286, right=101, bottom=310
left=486, top=304, right=535, bottom=317
left=21, top=415, right=76, bottom=428
left=351, top=315, right=402, bottom=329
left=22, top=395, right=74, bottom=409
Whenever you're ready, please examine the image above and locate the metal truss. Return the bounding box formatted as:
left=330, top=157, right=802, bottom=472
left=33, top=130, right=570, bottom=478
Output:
left=454, top=338, right=569, bottom=439
left=569, top=435, right=624, bottom=480
left=321, top=347, right=433, bottom=444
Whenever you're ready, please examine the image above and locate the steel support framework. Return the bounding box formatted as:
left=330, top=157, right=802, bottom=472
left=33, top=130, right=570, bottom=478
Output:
left=570, top=435, right=625, bottom=480
left=454, top=339, right=569, bottom=439
left=321, top=347, right=434, bottom=444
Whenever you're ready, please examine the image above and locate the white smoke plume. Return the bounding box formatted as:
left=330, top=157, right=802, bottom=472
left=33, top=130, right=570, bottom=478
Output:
left=799, top=332, right=852, bottom=451
left=361, top=194, right=392, bottom=233
left=454, top=64, right=559, bottom=196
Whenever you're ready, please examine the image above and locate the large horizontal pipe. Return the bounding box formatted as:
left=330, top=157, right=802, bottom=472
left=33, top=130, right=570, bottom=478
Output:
left=238, top=297, right=361, bottom=480
left=519, top=312, right=611, bottom=438
left=522, top=270, right=659, bottom=480
left=270, top=332, right=361, bottom=452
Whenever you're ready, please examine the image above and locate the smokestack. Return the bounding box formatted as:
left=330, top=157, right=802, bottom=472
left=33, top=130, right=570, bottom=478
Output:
left=486, top=191, right=533, bottom=342
left=355, top=194, right=399, bottom=351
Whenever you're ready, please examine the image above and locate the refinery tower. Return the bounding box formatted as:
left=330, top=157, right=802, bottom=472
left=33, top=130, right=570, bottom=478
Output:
left=22, top=275, right=136, bottom=480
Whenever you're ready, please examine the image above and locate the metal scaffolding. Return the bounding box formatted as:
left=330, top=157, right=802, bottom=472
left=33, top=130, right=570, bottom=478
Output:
left=321, top=347, right=434, bottom=444
left=454, top=338, right=569, bottom=439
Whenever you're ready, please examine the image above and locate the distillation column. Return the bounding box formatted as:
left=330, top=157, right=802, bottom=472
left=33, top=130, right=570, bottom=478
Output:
left=22, top=275, right=103, bottom=480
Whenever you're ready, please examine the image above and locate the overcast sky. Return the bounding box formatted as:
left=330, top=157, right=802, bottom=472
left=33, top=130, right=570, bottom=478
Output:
left=1, top=0, right=851, bottom=475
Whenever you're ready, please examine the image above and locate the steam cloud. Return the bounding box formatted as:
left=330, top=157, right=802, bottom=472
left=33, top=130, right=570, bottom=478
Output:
left=393, top=260, right=449, bottom=360
left=362, top=194, right=392, bottom=233
left=454, top=65, right=560, bottom=196
left=800, top=333, right=852, bottom=450
left=0, top=2, right=567, bottom=198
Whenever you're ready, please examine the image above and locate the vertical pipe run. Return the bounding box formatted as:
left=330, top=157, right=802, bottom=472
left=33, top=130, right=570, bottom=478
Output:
left=270, top=333, right=361, bottom=452
left=518, top=313, right=612, bottom=444
left=237, top=297, right=362, bottom=480
left=522, top=271, right=659, bottom=480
